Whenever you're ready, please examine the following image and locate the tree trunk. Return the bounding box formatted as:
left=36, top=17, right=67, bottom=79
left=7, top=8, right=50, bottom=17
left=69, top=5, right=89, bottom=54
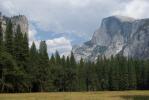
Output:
left=1, top=71, right=5, bottom=93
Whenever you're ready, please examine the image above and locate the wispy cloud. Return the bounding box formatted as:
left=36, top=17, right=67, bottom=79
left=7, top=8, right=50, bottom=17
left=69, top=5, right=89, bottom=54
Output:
left=113, top=0, right=149, bottom=18
left=1, top=0, right=149, bottom=56
left=30, top=37, right=72, bottom=56
left=0, top=0, right=131, bottom=34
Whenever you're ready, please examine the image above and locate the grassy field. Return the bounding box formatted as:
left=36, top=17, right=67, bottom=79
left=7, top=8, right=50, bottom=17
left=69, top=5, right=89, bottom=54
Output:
left=0, top=91, right=149, bottom=100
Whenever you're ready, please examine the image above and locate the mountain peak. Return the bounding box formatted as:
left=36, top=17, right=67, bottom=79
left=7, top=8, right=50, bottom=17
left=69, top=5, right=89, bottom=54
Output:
left=73, top=15, right=149, bottom=61
left=104, top=15, right=135, bottom=22
left=0, top=14, right=28, bottom=34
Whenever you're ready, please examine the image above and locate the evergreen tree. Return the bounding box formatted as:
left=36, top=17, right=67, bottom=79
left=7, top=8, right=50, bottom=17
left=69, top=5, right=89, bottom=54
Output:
left=98, top=56, right=109, bottom=90
left=77, top=58, right=86, bottom=91
left=67, top=52, right=77, bottom=91
left=29, top=42, right=40, bottom=92
left=38, top=41, right=51, bottom=91
left=5, top=20, right=14, bottom=55
left=61, top=55, right=66, bottom=67
left=70, top=51, right=76, bottom=67
left=109, top=56, right=119, bottom=90
left=0, top=21, right=4, bottom=51
left=117, top=55, right=129, bottom=90
left=2, top=19, right=149, bottom=93
left=128, top=58, right=137, bottom=90
left=30, top=42, right=37, bottom=56
left=22, top=33, right=29, bottom=63
left=95, top=56, right=103, bottom=90
left=55, top=51, right=61, bottom=65
left=50, top=54, right=56, bottom=65
left=141, top=60, right=149, bottom=89
left=135, top=60, right=142, bottom=89
left=13, top=25, right=24, bottom=62
left=0, top=51, right=22, bottom=93
left=84, top=61, right=92, bottom=91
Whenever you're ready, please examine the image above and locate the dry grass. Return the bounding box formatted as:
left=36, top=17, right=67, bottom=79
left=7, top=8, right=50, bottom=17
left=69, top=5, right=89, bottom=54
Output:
left=0, top=91, right=149, bottom=100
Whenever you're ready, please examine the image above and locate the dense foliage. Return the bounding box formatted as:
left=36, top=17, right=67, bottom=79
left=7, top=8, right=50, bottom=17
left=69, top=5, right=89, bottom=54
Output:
left=0, top=20, right=149, bottom=93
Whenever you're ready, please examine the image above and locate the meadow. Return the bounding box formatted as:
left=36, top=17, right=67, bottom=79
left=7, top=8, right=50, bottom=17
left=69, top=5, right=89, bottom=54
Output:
left=0, top=91, right=149, bottom=100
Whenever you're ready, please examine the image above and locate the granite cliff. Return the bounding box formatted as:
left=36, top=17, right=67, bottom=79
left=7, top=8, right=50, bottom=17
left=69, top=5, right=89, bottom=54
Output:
left=0, top=12, right=28, bottom=34
left=73, top=16, right=149, bottom=61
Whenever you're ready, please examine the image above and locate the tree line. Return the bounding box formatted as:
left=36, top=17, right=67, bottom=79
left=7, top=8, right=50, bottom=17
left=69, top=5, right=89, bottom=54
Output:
left=0, top=20, right=149, bottom=93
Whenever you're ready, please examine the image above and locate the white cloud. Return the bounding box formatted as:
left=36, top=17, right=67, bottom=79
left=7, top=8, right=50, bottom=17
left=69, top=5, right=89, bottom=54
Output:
left=46, top=37, right=72, bottom=56
left=0, top=0, right=129, bottom=35
left=1, top=1, right=16, bottom=15
left=46, top=37, right=71, bottom=47
left=113, top=0, right=149, bottom=18
left=1, top=0, right=149, bottom=35
left=30, top=37, right=72, bottom=56
left=28, top=24, right=38, bottom=48
left=1, top=0, right=149, bottom=56
left=28, top=27, right=37, bottom=41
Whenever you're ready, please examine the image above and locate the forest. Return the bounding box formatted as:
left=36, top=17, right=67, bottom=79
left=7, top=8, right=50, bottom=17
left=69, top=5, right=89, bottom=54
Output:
left=0, top=20, right=149, bottom=93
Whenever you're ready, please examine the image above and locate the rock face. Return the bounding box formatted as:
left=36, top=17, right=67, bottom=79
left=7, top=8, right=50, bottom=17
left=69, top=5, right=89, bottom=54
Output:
left=73, top=16, right=149, bottom=61
left=0, top=12, right=28, bottom=34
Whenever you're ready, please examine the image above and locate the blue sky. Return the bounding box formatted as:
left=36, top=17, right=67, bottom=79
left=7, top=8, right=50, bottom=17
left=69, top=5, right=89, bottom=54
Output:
left=0, top=0, right=149, bottom=56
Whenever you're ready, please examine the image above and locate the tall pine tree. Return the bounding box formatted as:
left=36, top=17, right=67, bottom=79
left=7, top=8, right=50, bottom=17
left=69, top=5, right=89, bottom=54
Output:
left=0, top=21, right=4, bottom=51
left=38, top=41, right=51, bottom=91
left=5, top=20, right=14, bottom=55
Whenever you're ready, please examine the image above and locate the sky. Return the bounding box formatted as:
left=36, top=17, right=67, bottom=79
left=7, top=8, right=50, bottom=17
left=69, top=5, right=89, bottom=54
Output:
left=0, top=0, right=149, bottom=56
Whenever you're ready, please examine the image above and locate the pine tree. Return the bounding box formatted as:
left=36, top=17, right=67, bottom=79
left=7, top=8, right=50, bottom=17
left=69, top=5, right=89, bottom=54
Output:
left=101, top=57, right=109, bottom=90
left=117, top=55, right=129, bottom=90
left=0, top=21, right=4, bottom=51
left=128, top=58, right=137, bottom=90
left=55, top=50, right=61, bottom=65
left=142, top=60, right=149, bottom=89
left=29, top=42, right=40, bottom=92
left=39, top=41, right=48, bottom=58
left=109, top=56, right=119, bottom=90
left=2, top=20, right=149, bottom=93
left=89, top=62, right=99, bottom=91
left=21, top=32, right=31, bottom=91
left=5, top=20, right=14, bottom=55
left=50, top=54, right=56, bottom=65
left=30, top=42, right=37, bottom=56
left=95, top=56, right=103, bottom=90
left=84, top=61, right=92, bottom=91
left=67, top=52, right=77, bottom=91
left=70, top=51, right=76, bottom=67
left=135, top=59, right=142, bottom=89
left=38, top=41, right=50, bottom=91
left=14, top=25, right=24, bottom=62
left=0, top=51, right=23, bottom=93
left=22, top=33, right=29, bottom=62
left=13, top=25, right=31, bottom=92
left=61, top=55, right=66, bottom=66
left=77, top=58, right=86, bottom=91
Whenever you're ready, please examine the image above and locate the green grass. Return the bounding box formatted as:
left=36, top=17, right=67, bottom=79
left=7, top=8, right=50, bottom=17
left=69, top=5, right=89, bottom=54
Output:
left=0, top=91, right=149, bottom=100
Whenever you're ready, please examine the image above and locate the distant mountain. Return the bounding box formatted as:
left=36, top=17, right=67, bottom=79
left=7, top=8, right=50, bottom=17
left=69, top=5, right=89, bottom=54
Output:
left=0, top=12, right=28, bottom=34
left=73, top=15, right=149, bottom=61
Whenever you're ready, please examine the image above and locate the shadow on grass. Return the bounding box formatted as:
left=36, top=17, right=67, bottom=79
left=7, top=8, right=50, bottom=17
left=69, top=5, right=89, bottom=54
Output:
left=122, top=95, right=149, bottom=100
